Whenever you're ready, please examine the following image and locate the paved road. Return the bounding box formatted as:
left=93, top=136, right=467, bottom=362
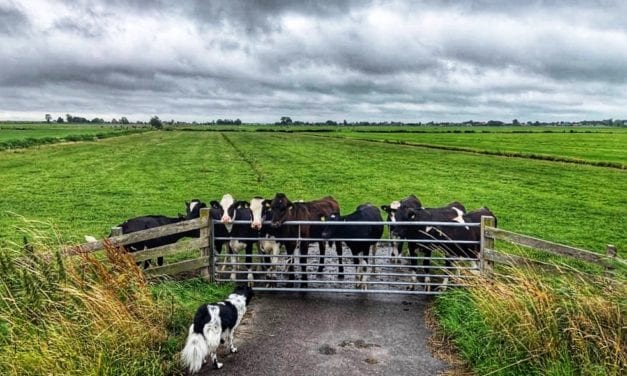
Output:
left=198, top=292, right=449, bottom=375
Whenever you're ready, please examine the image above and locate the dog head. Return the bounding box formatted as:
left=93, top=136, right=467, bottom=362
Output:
left=233, top=285, right=254, bottom=305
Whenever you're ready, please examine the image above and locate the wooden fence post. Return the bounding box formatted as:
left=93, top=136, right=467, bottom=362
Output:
left=480, top=216, right=495, bottom=277
left=111, top=226, right=123, bottom=237
left=605, top=244, right=617, bottom=276
left=199, top=208, right=213, bottom=282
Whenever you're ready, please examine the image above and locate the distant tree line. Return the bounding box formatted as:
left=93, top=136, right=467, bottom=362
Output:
left=40, top=114, right=627, bottom=127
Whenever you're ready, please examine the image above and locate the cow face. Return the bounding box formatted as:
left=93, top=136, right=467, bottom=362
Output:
left=250, top=197, right=272, bottom=230
left=320, top=213, right=341, bottom=239
left=209, top=194, right=234, bottom=223
left=270, top=193, right=292, bottom=228
left=381, top=200, right=401, bottom=229
left=185, top=199, right=206, bottom=219
left=227, top=200, right=250, bottom=221
left=393, top=205, right=429, bottom=239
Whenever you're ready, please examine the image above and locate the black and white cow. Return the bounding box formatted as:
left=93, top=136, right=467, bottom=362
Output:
left=431, top=207, right=497, bottom=288
left=393, top=200, right=466, bottom=289
left=88, top=199, right=207, bottom=269
left=321, top=204, right=384, bottom=289
left=209, top=194, right=235, bottom=274
left=226, top=200, right=257, bottom=284
left=249, top=197, right=282, bottom=282
left=381, top=195, right=423, bottom=263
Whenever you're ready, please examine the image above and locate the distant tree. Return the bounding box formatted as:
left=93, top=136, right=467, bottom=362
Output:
left=325, top=120, right=337, bottom=126
left=149, top=116, right=163, bottom=129
left=45, top=114, right=52, bottom=123
left=234, top=118, right=242, bottom=125
left=56, top=117, right=64, bottom=123
left=280, top=116, right=292, bottom=125
left=66, top=114, right=72, bottom=123
left=90, top=117, right=104, bottom=124
left=120, top=116, right=130, bottom=124
left=512, top=119, right=520, bottom=126
left=111, top=118, right=119, bottom=124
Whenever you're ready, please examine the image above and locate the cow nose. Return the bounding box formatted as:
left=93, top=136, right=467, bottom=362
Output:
left=251, top=222, right=261, bottom=230
left=221, top=215, right=232, bottom=223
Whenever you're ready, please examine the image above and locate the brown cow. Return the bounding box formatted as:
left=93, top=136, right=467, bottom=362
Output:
left=269, top=193, right=340, bottom=287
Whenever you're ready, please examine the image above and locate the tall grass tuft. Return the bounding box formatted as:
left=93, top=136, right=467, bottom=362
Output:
left=0, top=235, right=169, bottom=375
left=435, top=264, right=626, bottom=375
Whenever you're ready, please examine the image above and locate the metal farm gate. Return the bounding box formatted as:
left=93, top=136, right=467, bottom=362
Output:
left=209, top=219, right=487, bottom=295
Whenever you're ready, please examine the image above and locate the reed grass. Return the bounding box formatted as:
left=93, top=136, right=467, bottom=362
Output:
left=434, top=264, right=626, bottom=375
left=0, top=230, right=168, bottom=375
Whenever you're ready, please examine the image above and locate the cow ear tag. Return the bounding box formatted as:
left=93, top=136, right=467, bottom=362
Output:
left=320, top=216, right=326, bottom=222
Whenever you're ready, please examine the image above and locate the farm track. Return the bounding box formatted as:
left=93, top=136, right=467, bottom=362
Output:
left=306, top=133, right=626, bottom=170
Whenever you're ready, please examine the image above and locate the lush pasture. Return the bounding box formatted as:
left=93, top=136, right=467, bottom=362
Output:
left=0, top=123, right=133, bottom=141
left=331, top=130, right=627, bottom=165
left=0, top=130, right=624, bottom=253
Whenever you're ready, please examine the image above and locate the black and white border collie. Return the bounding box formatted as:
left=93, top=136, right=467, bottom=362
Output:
left=181, top=285, right=254, bottom=373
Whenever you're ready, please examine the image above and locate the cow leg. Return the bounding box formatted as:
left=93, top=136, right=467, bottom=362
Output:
left=317, top=241, right=326, bottom=275
left=245, top=242, right=254, bottom=287
left=352, top=254, right=361, bottom=288
left=422, top=248, right=433, bottom=292
left=395, top=241, right=404, bottom=263
left=299, top=241, right=309, bottom=288
left=285, top=242, right=296, bottom=288
left=360, top=256, right=369, bottom=290
left=337, top=242, right=345, bottom=280
left=407, top=243, right=419, bottom=290
left=439, top=259, right=452, bottom=291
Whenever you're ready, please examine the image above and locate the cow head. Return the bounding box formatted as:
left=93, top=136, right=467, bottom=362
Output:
left=270, top=193, right=292, bottom=228
left=393, top=197, right=427, bottom=238
left=227, top=200, right=251, bottom=222
left=185, top=199, right=207, bottom=219
left=250, top=197, right=272, bottom=230
left=381, top=200, right=401, bottom=228
left=320, top=213, right=341, bottom=239
left=209, top=194, right=235, bottom=223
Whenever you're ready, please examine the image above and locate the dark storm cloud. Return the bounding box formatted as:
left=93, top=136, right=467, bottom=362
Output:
left=0, top=3, right=29, bottom=35
left=1, top=0, right=627, bottom=122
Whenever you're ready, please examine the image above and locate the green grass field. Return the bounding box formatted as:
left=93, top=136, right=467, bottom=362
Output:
left=0, top=123, right=136, bottom=141
left=0, top=128, right=624, bottom=252
left=332, top=130, right=627, bottom=165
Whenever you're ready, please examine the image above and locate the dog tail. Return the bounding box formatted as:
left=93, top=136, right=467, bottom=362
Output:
left=181, top=324, right=209, bottom=374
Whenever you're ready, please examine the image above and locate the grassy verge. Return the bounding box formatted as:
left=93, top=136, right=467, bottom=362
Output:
left=0, top=129, right=148, bottom=151
left=0, top=230, right=231, bottom=375
left=433, top=265, right=626, bottom=375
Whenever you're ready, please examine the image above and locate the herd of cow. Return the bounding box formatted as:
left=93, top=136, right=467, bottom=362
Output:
left=90, top=193, right=496, bottom=290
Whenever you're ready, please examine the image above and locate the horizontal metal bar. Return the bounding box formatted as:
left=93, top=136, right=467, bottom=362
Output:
left=216, top=261, right=479, bottom=270
left=213, top=220, right=479, bottom=227
left=223, top=287, right=447, bottom=295
left=218, top=270, right=479, bottom=277
left=215, top=253, right=479, bottom=261
left=215, top=278, right=467, bottom=287
left=214, top=236, right=480, bottom=244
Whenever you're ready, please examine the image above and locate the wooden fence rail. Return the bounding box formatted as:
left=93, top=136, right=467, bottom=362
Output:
left=480, top=216, right=623, bottom=275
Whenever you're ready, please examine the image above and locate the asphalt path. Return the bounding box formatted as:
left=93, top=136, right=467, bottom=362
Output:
left=197, top=292, right=449, bottom=375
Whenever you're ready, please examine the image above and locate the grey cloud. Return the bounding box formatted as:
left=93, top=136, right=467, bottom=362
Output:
left=2, top=0, right=627, bottom=122
left=0, top=4, right=29, bottom=35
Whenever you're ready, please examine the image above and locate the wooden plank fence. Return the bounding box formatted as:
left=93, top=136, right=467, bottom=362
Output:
left=68, top=211, right=623, bottom=281
left=69, top=208, right=213, bottom=279
left=480, top=216, right=623, bottom=276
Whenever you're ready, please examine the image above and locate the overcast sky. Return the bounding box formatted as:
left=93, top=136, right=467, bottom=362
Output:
left=1, top=0, right=626, bottom=123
